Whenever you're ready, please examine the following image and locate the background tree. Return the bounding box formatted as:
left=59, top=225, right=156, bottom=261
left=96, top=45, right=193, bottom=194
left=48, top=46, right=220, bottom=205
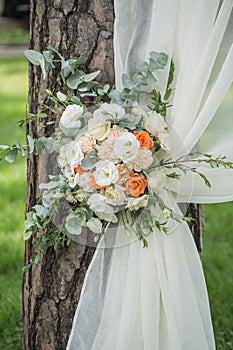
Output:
left=22, top=1, right=203, bottom=349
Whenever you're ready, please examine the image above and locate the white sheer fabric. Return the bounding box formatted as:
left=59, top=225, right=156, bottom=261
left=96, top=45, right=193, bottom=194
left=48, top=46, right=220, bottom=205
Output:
left=67, top=1, right=233, bottom=349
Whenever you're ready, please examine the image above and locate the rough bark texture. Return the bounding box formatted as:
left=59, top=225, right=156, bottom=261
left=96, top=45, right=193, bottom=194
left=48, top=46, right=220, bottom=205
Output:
left=22, top=1, right=114, bottom=349
left=22, top=1, right=203, bottom=349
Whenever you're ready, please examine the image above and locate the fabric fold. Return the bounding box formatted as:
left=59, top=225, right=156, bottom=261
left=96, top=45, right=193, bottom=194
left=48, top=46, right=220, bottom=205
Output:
left=67, top=1, right=233, bottom=349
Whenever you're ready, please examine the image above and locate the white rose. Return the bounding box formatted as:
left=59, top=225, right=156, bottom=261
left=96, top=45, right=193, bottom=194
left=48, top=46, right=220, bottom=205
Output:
left=87, top=194, right=118, bottom=223
left=143, top=111, right=168, bottom=136
left=86, top=217, right=103, bottom=234
left=94, top=160, right=119, bottom=187
left=99, top=103, right=125, bottom=121
left=60, top=105, right=83, bottom=135
left=65, top=140, right=84, bottom=168
left=105, top=186, right=126, bottom=206
left=148, top=168, right=166, bottom=194
left=113, top=132, right=140, bottom=162
left=126, top=194, right=149, bottom=211
left=88, top=117, right=111, bottom=141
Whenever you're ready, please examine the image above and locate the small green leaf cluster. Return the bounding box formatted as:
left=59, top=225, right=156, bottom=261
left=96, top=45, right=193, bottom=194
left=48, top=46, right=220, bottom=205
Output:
left=24, top=48, right=111, bottom=99
left=110, top=52, right=168, bottom=105
left=0, top=142, right=27, bottom=163
left=148, top=60, right=175, bottom=116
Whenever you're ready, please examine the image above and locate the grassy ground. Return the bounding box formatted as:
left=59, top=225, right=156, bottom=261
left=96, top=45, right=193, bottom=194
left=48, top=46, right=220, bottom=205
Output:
left=0, top=56, right=232, bottom=349
left=0, top=56, right=27, bottom=350
left=204, top=203, right=233, bottom=350
left=0, top=27, right=29, bottom=45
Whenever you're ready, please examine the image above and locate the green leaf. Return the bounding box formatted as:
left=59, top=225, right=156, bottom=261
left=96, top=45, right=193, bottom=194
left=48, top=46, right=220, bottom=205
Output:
left=34, top=205, right=49, bottom=219
left=81, top=151, right=99, bottom=170
left=24, top=50, right=44, bottom=66
left=27, top=135, right=35, bottom=153
left=149, top=51, right=168, bottom=70
left=65, top=213, right=83, bottom=235
left=69, top=56, right=85, bottom=67
left=5, top=148, right=18, bottom=163
left=122, top=74, right=136, bottom=89
left=66, top=71, right=83, bottom=89
left=109, top=89, right=123, bottom=103
left=43, top=50, right=55, bottom=69
left=0, top=144, right=10, bottom=150
left=80, top=70, right=100, bottom=83
left=14, top=141, right=27, bottom=156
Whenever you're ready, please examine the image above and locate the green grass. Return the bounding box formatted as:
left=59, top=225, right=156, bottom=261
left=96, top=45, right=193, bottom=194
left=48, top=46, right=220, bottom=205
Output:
left=0, top=56, right=27, bottom=350
left=0, top=27, right=29, bottom=45
left=204, top=203, right=233, bottom=350
left=0, top=56, right=232, bottom=349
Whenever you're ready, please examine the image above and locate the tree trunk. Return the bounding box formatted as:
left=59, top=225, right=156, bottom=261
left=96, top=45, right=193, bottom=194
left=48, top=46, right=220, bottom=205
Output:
left=22, top=1, right=114, bottom=349
left=22, top=1, right=203, bottom=349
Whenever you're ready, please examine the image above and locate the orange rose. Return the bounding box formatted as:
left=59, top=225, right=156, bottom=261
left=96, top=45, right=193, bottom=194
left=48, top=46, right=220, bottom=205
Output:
left=134, top=130, right=154, bottom=150
left=125, top=173, right=148, bottom=197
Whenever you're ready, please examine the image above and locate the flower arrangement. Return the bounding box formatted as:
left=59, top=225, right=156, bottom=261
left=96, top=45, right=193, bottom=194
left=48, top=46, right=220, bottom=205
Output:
left=1, top=49, right=232, bottom=268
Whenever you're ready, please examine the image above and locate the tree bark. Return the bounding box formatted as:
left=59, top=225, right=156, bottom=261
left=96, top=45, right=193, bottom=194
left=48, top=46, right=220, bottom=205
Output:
left=22, top=1, right=114, bottom=349
left=22, top=1, right=203, bottom=349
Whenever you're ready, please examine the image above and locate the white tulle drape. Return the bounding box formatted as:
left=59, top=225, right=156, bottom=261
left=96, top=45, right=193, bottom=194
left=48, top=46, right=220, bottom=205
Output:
left=67, top=1, right=233, bottom=349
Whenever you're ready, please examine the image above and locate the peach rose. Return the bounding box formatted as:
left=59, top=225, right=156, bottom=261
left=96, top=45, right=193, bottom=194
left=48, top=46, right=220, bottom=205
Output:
left=125, top=173, right=148, bottom=197
left=78, top=135, right=95, bottom=154
left=134, top=130, right=154, bottom=150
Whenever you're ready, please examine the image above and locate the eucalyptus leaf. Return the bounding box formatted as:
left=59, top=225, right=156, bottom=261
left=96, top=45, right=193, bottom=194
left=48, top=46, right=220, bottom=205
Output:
left=27, top=135, right=35, bottom=153
left=15, top=141, right=27, bottom=156
left=0, top=145, right=10, bottom=150
left=39, top=181, right=59, bottom=190
left=65, top=213, right=83, bottom=235
left=24, top=50, right=44, bottom=66
left=122, top=74, right=136, bottom=89
left=109, top=89, right=123, bottom=103
left=5, top=148, right=18, bottom=163
left=66, top=71, right=83, bottom=89
left=81, top=151, right=99, bottom=170
left=43, top=50, right=55, bottom=69
left=149, top=51, right=168, bottom=70
left=80, top=70, right=100, bottom=83
left=34, top=205, right=49, bottom=219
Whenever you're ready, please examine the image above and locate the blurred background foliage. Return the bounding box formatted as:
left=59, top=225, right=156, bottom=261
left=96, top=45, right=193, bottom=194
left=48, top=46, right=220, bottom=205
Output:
left=0, top=16, right=232, bottom=350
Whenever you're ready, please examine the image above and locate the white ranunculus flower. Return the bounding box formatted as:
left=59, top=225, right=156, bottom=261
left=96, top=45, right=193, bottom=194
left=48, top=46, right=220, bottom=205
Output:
left=99, top=103, right=125, bottom=121
left=87, top=193, right=118, bottom=223
left=94, top=160, right=119, bottom=187
left=86, top=217, right=103, bottom=234
left=105, top=186, right=126, bottom=206
left=148, top=168, right=166, bottom=194
left=143, top=111, right=168, bottom=136
left=126, top=194, right=149, bottom=211
left=88, top=117, right=111, bottom=141
left=113, top=132, right=140, bottom=162
left=65, top=140, right=84, bottom=168
left=60, top=105, right=83, bottom=133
